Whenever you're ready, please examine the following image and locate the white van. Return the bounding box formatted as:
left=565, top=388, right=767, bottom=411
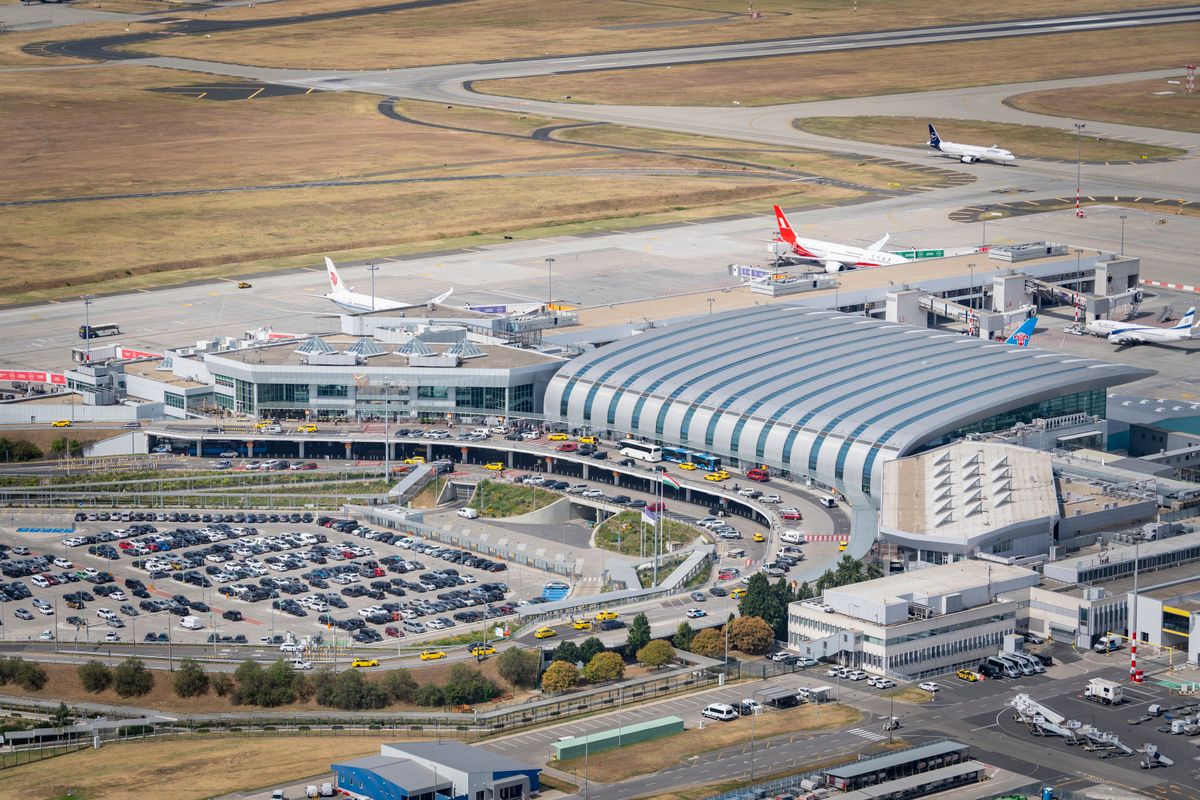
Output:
left=779, top=529, right=804, bottom=544
left=701, top=703, right=738, bottom=722
left=818, top=495, right=837, bottom=508
left=457, top=507, right=479, bottom=519
left=179, top=615, right=203, bottom=630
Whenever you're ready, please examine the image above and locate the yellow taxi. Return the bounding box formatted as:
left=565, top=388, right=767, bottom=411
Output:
left=704, top=470, right=731, bottom=482
left=752, top=532, right=766, bottom=543
left=296, top=423, right=318, bottom=433
left=403, top=456, right=426, bottom=465
left=956, top=668, right=980, bottom=682
left=578, top=435, right=597, bottom=444
left=679, top=462, right=697, bottom=471
left=420, top=650, right=447, bottom=661
left=533, top=627, right=556, bottom=639
left=237, top=281, right=252, bottom=289
left=730, top=587, right=747, bottom=599
left=572, top=618, right=592, bottom=631
left=50, top=420, right=72, bottom=428
left=838, top=540, right=848, bottom=552
left=548, top=433, right=569, bottom=441
left=255, top=420, right=278, bottom=431
left=594, top=610, right=618, bottom=621
left=469, top=643, right=495, bottom=657
left=352, top=658, right=379, bottom=668
left=484, top=462, right=504, bottom=471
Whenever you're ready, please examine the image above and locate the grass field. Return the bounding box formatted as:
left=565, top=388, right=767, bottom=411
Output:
left=594, top=510, right=698, bottom=557
left=0, top=65, right=873, bottom=304
left=477, top=22, right=1200, bottom=106
left=551, top=703, right=861, bottom=783
left=0, top=735, right=398, bottom=800
left=468, top=480, right=559, bottom=517
left=131, top=0, right=1185, bottom=69
left=791, top=117, right=1186, bottom=161
left=1005, top=75, right=1200, bottom=134
left=884, top=686, right=935, bottom=704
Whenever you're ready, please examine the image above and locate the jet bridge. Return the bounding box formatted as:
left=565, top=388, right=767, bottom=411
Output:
left=1023, top=278, right=1143, bottom=321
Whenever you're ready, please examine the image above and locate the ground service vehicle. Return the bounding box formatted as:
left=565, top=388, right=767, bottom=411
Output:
left=1085, top=678, right=1124, bottom=704
left=1094, top=635, right=1122, bottom=652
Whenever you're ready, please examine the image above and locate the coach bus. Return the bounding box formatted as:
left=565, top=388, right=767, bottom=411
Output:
left=79, top=323, right=120, bottom=339
left=617, top=440, right=663, bottom=462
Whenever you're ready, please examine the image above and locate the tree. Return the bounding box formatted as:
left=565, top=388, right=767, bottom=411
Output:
left=443, top=664, right=501, bottom=705
left=636, top=639, right=674, bottom=669
left=382, top=668, right=419, bottom=702
left=738, top=572, right=792, bottom=641
left=414, top=683, right=446, bottom=707
left=232, top=659, right=297, bottom=707
left=50, top=702, right=72, bottom=728
left=210, top=673, right=234, bottom=697
left=173, top=659, right=208, bottom=698
left=78, top=659, right=112, bottom=693
left=550, top=640, right=581, bottom=664
left=0, top=437, right=43, bottom=462
left=49, top=437, right=83, bottom=458
left=540, top=661, right=578, bottom=693
left=578, top=636, right=605, bottom=665
left=689, top=628, right=725, bottom=659
left=0, top=656, right=48, bottom=691
left=496, top=648, right=540, bottom=689
left=112, top=657, right=154, bottom=698
left=673, top=622, right=695, bottom=651
left=583, top=651, right=625, bottom=683
left=317, top=670, right=388, bottom=710
left=796, top=581, right=814, bottom=601
left=626, top=612, right=651, bottom=654
left=728, top=616, right=774, bottom=654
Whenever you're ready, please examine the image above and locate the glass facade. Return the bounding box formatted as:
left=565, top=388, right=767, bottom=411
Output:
left=417, top=386, right=449, bottom=400
left=213, top=374, right=234, bottom=388
left=930, top=389, right=1107, bottom=444
left=257, top=383, right=310, bottom=405
left=508, top=383, right=534, bottom=412
left=164, top=392, right=185, bottom=410
left=456, top=386, right=505, bottom=410
left=316, top=384, right=348, bottom=398
left=234, top=379, right=254, bottom=414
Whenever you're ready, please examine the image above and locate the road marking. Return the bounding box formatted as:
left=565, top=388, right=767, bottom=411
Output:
left=847, top=727, right=885, bottom=741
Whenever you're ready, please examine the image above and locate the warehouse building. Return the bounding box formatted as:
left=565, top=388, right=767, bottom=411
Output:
left=787, top=560, right=1040, bottom=678
left=545, top=306, right=1151, bottom=516
left=333, top=741, right=541, bottom=800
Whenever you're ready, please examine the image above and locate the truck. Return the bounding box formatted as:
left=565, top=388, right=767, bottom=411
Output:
left=179, top=615, right=203, bottom=630
left=1093, top=635, right=1122, bottom=653
left=1085, top=677, right=1124, bottom=705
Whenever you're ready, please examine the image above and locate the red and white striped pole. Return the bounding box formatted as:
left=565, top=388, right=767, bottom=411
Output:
left=1130, top=633, right=1137, bottom=682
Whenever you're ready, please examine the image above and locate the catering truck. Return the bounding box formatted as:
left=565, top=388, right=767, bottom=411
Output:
left=1084, top=677, right=1124, bottom=705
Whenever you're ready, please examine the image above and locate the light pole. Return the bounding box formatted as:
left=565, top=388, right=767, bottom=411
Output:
left=707, top=297, right=715, bottom=316
left=1119, top=214, right=1128, bottom=255
left=1074, top=122, right=1086, bottom=218
left=545, top=257, right=554, bottom=308
left=967, top=263, right=975, bottom=310
left=981, top=207, right=989, bottom=248
left=81, top=295, right=94, bottom=363
left=367, top=262, right=379, bottom=312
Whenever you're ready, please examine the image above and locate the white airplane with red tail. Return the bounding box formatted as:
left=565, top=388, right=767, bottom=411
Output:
left=771, top=205, right=909, bottom=273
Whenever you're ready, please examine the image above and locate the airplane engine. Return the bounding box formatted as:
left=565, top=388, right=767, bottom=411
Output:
left=824, top=261, right=843, bottom=274
left=960, top=155, right=976, bottom=164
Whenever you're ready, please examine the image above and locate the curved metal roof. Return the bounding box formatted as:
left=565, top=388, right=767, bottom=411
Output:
left=545, top=306, right=1152, bottom=499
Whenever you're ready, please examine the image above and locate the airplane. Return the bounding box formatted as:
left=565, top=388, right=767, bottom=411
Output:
left=323, top=257, right=452, bottom=313
left=771, top=205, right=909, bottom=273
left=1004, top=316, right=1038, bottom=347
left=927, top=124, right=1015, bottom=165
left=1085, top=307, right=1196, bottom=346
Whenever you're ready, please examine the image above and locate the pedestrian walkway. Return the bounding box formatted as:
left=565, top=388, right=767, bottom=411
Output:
left=847, top=726, right=886, bottom=741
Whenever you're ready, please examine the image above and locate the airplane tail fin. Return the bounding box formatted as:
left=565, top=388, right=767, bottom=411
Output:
left=868, top=233, right=891, bottom=252
left=325, top=257, right=349, bottom=295
left=928, top=124, right=942, bottom=150
left=1173, top=307, right=1196, bottom=330
left=772, top=205, right=797, bottom=246
left=1005, top=316, right=1038, bottom=347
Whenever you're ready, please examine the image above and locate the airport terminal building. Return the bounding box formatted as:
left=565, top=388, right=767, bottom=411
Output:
left=545, top=306, right=1152, bottom=505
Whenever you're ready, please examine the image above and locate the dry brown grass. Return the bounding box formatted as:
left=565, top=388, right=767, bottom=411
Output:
left=0, top=66, right=875, bottom=303
left=1005, top=75, right=1200, bottom=134
left=792, top=116, right=1186, bottom=160
left=0, top=734, right=398, bottom=800
left=884, top=686, right=934, bottom=704
left=551, top=703, right=862, bottom=783
left=130, top=0, right=1186, bottom=69
left=478, top=22, right=1200, bottom=106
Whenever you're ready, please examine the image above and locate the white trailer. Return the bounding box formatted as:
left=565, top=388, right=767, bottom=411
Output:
left=1085, top=678, right=1124, bottom=705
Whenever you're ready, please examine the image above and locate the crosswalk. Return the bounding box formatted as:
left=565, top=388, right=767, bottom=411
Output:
left=847, top=727, right=887, bottom=741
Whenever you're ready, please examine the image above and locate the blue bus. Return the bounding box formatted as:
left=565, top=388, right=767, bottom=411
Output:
left=661, top=446, right=691, bottom=463
left=691, top=453, right=721, bottom=471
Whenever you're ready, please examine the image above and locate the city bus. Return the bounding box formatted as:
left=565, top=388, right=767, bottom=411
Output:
left=691, top=453, right=721, bottom=471
left=617, top=440, right=663, bottom=462
left=79, top=323, right=120, bottom=339
left=661, top=446, right=691, bottom=463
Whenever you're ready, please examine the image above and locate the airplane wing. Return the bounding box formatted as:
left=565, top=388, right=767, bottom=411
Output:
left=868, top=233, right=891, bottom=252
